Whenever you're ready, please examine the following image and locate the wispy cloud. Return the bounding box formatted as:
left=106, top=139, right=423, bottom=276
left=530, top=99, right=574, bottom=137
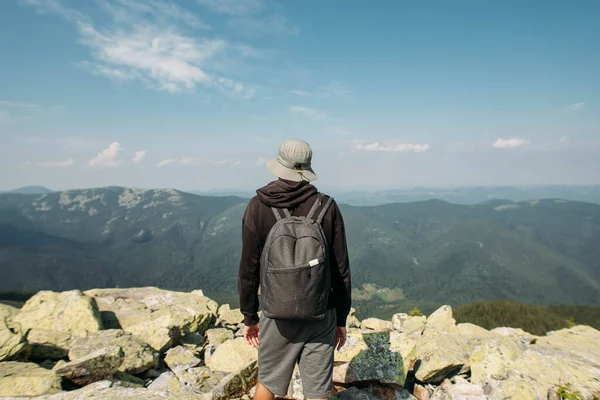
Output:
left=88, top=142, right=122, bottom=167
left=214, top=159, right=241, bottom=166
left=354, top=142, right=430, bottom=153
left=493, top=138, right=530, bottom=149
left=22, top=0, right=255, bottom=97
left=132, top=150, right=146, bottom=164
left=560, top=136, right=569, bottom=143
left=156, top=157, right=194, bottom=167
left=38, top=158, right=75, bottom=168
left=288, top=106, right=327, bottom=120
left=566, top=102, right=585, bottom=111
left=0, top=100, right=43, bottom=123
left=291, top=81, right=353, bottom=99
left=196, top=0, right=264, bottom=15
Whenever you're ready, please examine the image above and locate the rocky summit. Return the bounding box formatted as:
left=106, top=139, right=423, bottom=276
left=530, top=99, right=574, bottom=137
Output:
left=0, top=288, right=599, bottom=400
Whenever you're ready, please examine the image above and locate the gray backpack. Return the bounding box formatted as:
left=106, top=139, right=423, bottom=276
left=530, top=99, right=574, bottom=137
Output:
left=260, top=193, right=334, bottom=321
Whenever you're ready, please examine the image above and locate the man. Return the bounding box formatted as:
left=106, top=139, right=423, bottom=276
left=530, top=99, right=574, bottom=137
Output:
left=238, top=138, right=352, bottom=400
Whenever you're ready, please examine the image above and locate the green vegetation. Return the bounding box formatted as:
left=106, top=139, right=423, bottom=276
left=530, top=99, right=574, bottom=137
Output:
left=454, top=301, right=600, bottom=335
left=409, top=308, right=423, bottom=317
left=0, top=188, right=599, bottom=316
left=555, top=383, right=584, bottom=400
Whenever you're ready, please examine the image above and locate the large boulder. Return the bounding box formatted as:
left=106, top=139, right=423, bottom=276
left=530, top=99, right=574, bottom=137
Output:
left=335, top=330, right=368, bottom=363
left=54, top=345, right=124, bottom=386
left=206, top=337, right=257, bottom=373
left=456, top=323, right=492, bottom=337
left=408, top=332, right=474, bottom=384
left=36, top=380, right=208, bottom=399
left=11, top=290, right=103, bottom=359
left=164, top=345, right=202, bottom=372
left=85, top=287, right=218, bottom=352
left=0, top=304, right=18, bottom=322
left=490, top=327, right=537, bottom=345
left=0, top=361, right=61, bottom=397
left=216, top=304, right=243, bottom=327
left=392, top=313, right=426, bottom=337
left=212, top=360, right=258, bottom=400
left=205, top=328, right=234, bottom=346
left=474, top=326, right=600, bottom=399
left=0, top=319, right=29, bottom=361
left=360, top=318, right=393, bottom=332
left=423, top=306, right=458, bottom=335
left=335, top=332, right=405, bottom=386
left=346, top=308, right=361, bottom=329
left=69, top=329, right=158, bottom=375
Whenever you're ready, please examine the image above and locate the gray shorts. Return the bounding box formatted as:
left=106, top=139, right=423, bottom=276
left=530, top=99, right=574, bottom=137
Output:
left=258, top=309, right=336, bottom=398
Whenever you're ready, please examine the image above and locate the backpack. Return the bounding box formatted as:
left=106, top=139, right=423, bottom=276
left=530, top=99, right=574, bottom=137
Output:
left=260, top=193, right=334, bottom=321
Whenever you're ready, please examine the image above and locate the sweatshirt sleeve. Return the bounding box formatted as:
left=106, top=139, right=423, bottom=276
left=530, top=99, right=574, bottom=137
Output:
left=330, top=202, right=352, bottom=327
left=238, top=204, right=261, bottom=326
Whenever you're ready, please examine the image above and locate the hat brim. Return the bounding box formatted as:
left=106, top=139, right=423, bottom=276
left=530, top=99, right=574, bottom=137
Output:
left=266, top=159, right=317, bottom=182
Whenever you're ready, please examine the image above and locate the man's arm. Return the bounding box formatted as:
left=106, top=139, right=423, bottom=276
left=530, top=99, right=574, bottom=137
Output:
left=238, top=205, right=261, bottom=326
left=330, top=202, right=352, bottom=327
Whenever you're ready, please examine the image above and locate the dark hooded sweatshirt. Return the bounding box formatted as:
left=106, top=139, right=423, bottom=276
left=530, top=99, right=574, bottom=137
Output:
left=238, top=179, right=352, bottom=327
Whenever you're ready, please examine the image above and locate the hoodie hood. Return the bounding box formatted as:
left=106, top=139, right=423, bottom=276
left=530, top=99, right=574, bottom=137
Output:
left=256, top=179, right=318, bottom=209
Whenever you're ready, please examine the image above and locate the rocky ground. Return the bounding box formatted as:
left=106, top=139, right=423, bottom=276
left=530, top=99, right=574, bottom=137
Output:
left=0, top=288, right=599, bottom=399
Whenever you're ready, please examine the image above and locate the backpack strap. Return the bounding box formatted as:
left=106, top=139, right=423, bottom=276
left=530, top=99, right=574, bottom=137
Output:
left=271, top=207, right=291, bottom=221
left=316, top=196, right=334, bottom=224
left=306, top=193, right=325, bottom=222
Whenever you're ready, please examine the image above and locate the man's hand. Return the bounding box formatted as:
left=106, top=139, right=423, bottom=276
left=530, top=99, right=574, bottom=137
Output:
left=335, top=326, right=347, bottom=350
left=244, top=324, right=260, bottom=348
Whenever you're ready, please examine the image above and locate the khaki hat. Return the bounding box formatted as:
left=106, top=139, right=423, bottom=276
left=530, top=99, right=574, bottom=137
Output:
left=266, top=138, right=317, bottom=182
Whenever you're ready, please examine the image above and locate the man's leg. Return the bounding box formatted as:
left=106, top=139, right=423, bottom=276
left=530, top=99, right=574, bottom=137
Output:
left=298, top=310, right=337, bottom=400
left=254, top=382, right=275, bottom=400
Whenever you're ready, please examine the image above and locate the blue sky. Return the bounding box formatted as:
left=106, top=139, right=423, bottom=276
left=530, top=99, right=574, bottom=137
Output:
left=1, top=0, right=599, bottom=191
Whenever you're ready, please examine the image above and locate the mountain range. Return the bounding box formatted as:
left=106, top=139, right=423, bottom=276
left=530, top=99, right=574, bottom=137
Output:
left=0, top=187, right=599, bottom=313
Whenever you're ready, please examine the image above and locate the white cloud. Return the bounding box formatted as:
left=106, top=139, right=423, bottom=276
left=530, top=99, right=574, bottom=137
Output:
left=132, top=150, right=146, bottom=164
left=290, top=82, right=353, bottom=99
left=214, top=159, right=241, bottom=166
left=560, top=136, right=569, bottom=142
left=287, top=106, right=327, bottom=120
left=493, top=138, right=530, bottom=149
left=566, top=102, right=585, bottom=111
left=354, top=142, right=430, bottom=153
left=22, top=0, right=255, bottom=97
left=38, top=158, right=75, bottom=168
left=88, top=142, right=122, bottom=167
left=156, top=157, right=194, bottom=167
left=196, top=0, right=263, bottom=15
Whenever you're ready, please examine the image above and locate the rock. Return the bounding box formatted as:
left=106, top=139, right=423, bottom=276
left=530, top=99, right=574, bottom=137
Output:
left=360, top=318, right=393, bottom=331
left=490, top=327, right=537, bottom=345
left=335, top=330, right=368, bottom=363
left=423, top=306, right=458, bottom=335
left=35, top=380, right=206, bottom=399
left=85, top=287, right=218, bottom=352
left=54, top=345, right=124, bottom=386
left=367, top=382, right=417, bottom=400
left=68, top=329, right=158, bottom=375
left=11, top=290, right=103, bottom=360
left=456, top=323, right=492, bottom=337
left=206, top=337, right=257, bottom=373
left=112, top=371, right=145, bottom=388
left=0, top=318, right=29, bottom=361
left=389, top=331, right=417, bottom=360
left=336, top=387, right=380, bottom=400
left=0, top=361, right=61, bottom=397
left=409, top=332, right=473, bottom=384
left=204, top=344, right=217, bottom=364
left=346, top=308, right=361, bottom=329
left=176, top=366, right=226, bottom=392
left=469, top=334, right=585, bottom=400
left=212, top=360, right=258, bottom=400
left=445, top=376, right=487, bottom=400
left=413, top=384, right=430, bottom=400
left=336, top=332, right=405, bottom=386
left=0, top=304, right=18, bottom=321
left=206, top=328, right=234, bottom=346
left=165, top=345, right=201, bottom=372
left=181, top=332, right=206, bottom=351
left=217, top=304, right=243, bottom=327
left=392, top=313, right=426, bottom=337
